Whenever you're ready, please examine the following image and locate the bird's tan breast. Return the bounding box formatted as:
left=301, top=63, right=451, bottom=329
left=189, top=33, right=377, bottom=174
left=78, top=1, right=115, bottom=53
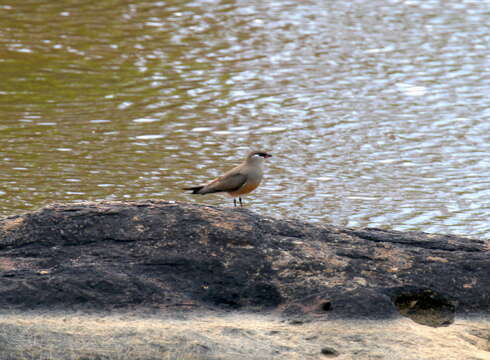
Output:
left=227, top=180, right=261, bottom=196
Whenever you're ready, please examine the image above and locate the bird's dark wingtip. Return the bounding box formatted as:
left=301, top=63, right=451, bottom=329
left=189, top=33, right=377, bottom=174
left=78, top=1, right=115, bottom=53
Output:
left=183, top=186, right=204, bottom=194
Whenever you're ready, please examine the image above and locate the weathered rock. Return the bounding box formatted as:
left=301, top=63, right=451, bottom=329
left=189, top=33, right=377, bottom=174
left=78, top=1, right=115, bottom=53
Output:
left=0, top=200, right=488, bottom=325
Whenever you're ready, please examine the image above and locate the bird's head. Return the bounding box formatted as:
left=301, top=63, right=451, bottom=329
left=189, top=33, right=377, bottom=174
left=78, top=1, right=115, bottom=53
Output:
left=247, top=150, right=272, bottom=165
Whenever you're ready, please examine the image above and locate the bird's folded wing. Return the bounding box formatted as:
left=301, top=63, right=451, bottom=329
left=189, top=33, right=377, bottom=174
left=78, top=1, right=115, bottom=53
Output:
left=205, top=173, right=247, bottom=192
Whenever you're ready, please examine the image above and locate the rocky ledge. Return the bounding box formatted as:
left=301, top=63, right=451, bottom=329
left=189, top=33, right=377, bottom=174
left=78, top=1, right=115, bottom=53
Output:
left=0, top=201, right=488, bottom=326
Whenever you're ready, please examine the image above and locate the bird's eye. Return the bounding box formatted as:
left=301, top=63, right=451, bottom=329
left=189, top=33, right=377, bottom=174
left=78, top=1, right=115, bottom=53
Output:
left=251, top=152, right=270, bottom=158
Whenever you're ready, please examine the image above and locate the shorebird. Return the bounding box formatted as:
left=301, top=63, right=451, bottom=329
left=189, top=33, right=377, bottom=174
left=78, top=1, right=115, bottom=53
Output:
left=183, top=150, right=272, bottom=206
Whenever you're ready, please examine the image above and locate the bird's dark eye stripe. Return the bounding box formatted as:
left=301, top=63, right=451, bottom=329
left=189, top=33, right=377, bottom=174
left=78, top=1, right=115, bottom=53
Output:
left=257, top=152, right=267, bottom=157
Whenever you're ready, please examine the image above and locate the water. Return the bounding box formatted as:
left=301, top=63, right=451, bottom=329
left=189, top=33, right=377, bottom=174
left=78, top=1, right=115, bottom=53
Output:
left=1, top=0, right=489, bottom=238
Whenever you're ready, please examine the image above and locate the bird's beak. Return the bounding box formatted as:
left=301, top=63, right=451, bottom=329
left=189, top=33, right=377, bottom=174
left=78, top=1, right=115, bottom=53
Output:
left=265, top=154, right=272, bottom=158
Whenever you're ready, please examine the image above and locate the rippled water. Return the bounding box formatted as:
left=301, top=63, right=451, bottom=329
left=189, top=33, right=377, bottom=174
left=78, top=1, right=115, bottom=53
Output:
left=1, top=0, right=489, bottom=237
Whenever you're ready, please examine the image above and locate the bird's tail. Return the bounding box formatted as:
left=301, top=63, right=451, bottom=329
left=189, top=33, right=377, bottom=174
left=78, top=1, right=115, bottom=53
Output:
left=182, top=185, right=204, bottom=194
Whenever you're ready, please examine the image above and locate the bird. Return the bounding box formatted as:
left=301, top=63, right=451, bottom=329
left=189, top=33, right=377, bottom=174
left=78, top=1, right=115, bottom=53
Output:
left=183, top=150, right=272, bottom=207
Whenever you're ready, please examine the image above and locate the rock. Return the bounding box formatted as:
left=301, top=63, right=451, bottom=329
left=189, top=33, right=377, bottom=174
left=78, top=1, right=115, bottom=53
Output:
left=0, top=200, right=488, bottom=325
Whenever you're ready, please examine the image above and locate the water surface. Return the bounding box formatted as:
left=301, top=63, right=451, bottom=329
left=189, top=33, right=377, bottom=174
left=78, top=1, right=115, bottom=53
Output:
left=1, top=0, right=489, bottom=237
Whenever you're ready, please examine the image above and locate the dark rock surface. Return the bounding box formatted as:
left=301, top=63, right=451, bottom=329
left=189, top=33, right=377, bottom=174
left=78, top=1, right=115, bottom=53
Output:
left=0, top=201, right=488, bottom=324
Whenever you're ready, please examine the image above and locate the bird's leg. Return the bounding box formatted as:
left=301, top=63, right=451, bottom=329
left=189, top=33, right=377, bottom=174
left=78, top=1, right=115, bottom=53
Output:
left=234, top=198, right=237, bottom=207
left=239, top=197, right=243, bottom=207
